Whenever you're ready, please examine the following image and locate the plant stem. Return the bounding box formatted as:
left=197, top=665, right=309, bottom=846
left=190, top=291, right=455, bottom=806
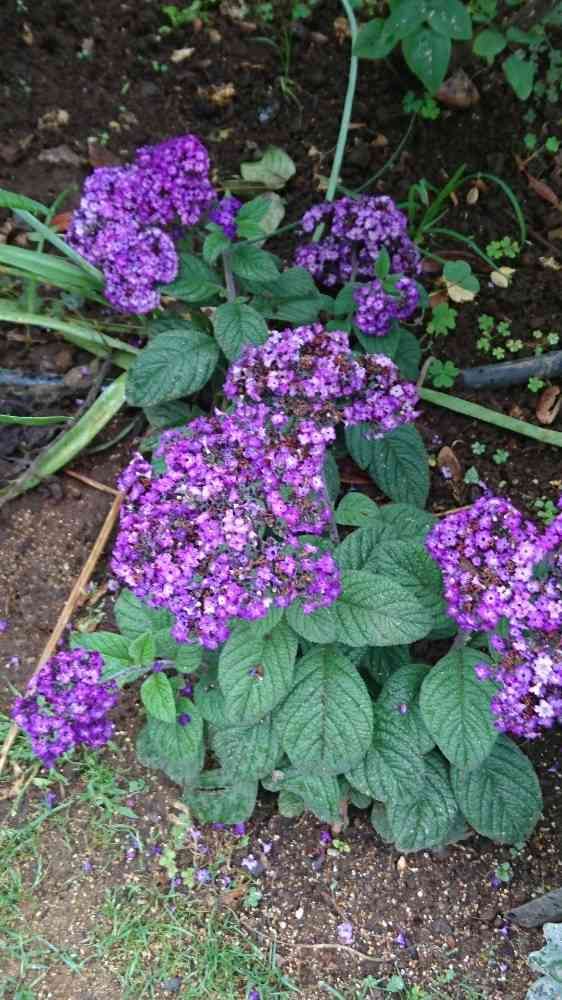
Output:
left=420, top=387, right=562, bottom=448
left=222, top=251, right=237, bottom=303
left=312, top=0, right=359, bottom=242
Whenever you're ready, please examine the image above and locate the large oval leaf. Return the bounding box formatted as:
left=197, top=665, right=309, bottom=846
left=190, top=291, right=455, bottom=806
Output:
left=388, top=752, right=459, bottom=852
left=218, top=620, right=298, bottom=725
left=211, top=715, right=281, bottom=781
left=126, top=329, right=219, bottom=406
left=276, top=646, right=373, bottom=775
left=420, top=648, right=498, bottom=770
left=451, top=736, right=542, bottom=844
left=346, top=705, right=426, bottom=803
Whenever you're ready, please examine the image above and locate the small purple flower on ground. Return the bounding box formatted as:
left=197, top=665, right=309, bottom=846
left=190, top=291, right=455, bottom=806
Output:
left=0, top=619, right=9, bottom=633
left=42, top=791, right=57, bottom=809
left=319, top=830, right=332, bottom=846
left=395, top=930, right=409, bottom=948
left=196, top=867, right=212, bottom=884
left=178, top=713, right=191, bottom=726
left=337, top=921, right=354, bottom=945
left=241, top=854, right=260, bottom=875
left=82, top=859, right=93, bottom=874
left=232, top=823, right=246, bottom=837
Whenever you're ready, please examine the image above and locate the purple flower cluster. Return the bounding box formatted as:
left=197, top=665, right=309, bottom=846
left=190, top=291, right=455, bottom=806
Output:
left=112, top=402, right=340, bottom=649
left=12, top=649, right=118, bottom=768
left=209, top=196, right=242, bottom=240
left=224, top=323, right=419, bottom=437
left=427, top=496, right=562, bottom=738
left=112, top=325, right=419, bottom=647
left=67, top=135, right=215, bottom=313
left=353, top=276, right=420, bottom=336
left=426, top=497, right=542, bottom=634
left=294, top=195, right=421, bottom=335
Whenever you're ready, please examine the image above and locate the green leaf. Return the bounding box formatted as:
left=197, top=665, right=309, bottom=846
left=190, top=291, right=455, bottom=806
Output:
left=324, top=451, right=340, bottom=503
left=378, top=502, right=435, bottom=540
left=0, top=187, right=48, bottom=215
left=363, top=540, right=446, bottom=624
left=212, top=715, right=281, bottom=781
left=392, top=328, right=422, bottom=380
left=427, top=0, right=472, bottom=40
left=402, top=27, right=451, bottom=94
left=503, top=53, right=536, bottom=100
left=368, top=425, right=430, bottom=507
left=126, top=329, right=219, bottom=406
left=236, top=193, right=285, bottom=239
left=239, top=147, right=296, bottom=190
left=129, top=631, right=156, bottom=668
left=114, top=590, right=174, bottom=638
left=229, top=244, right=280, bottom=284
left=183, top=771, right=258, bottom=824
left=0, top=413, right=68, bottom=427
left=290, top=775, right=342, bottom=824
left=335, top=492, right=381, bottom=527
left=370, top=801, right=394, bottom=843
left=174, top=642, right=204, bottom=673
left=70, top=631, right=143, bottom=686
left=193, top=669, right=232, bottom=729
left=276, top=645, right=373, bottom=775
left=136, top=711, right=204, bottom=785
left=345, top=422, right=377, bottom=471
left=388, top=752, right=459, bottom=852
left=473, top=27, right=506, bottom=60
left=419, top=648, right=498, bottom=769
left=288, top=570, right=434, bottom=647
left=166, top=253, right=222, bottom=303
left=145, top=400, right=195, bottom=429
left=361, top=645, right=411, bottom=686
left=353, top=17, right=398, bottom=59
left=203, top=227, right=231, bottom=265
left=335, top=524, right=392, bottom=571
left=346, top=705, right=426, bottom=803
left=378, top=663, right=435, bottom=755
left=218, top=620, right=298, bottom=725
left=451, top=736, right=542, bottom=843
left=384, top=0, right=426, bottom=42
left=443, top=260, right=480, bottom=295
left=212, top=302, right=269, bottom=361
left=278, top=790, right=304, bottom=817
left=141, top=672, right=177, bottom=723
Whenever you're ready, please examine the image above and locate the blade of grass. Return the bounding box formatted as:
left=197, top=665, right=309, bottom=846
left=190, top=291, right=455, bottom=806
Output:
left=15, top=209, right=104, bottom=282
left=0, top=245, right=102, bottom=298
left=0, top=414, right=68, bottom=426
left=0, top=373, right=127, bottom=506
left=466, top=171, right=526, bottom=243
left=0, top=303, right=138, bottom=362
left=0, top=188, right=48, bottom=216
left=420, top=386, right=562, bottom=447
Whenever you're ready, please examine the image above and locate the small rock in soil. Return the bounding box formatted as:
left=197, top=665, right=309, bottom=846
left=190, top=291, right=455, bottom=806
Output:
left=161, top=977, right=182, bottom=992
left=508, top=887, right=562, bottom=927
left=478, top=905, right=497, bottom=923
left=432, top=917, right=454, bottom=936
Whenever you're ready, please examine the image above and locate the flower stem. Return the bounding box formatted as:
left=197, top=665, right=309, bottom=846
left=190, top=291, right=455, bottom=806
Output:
left=420, top=387, right=562, bottom=449
left=312, top=0, right=358, bottom=243
left=222, top=251, right=237, bottom=303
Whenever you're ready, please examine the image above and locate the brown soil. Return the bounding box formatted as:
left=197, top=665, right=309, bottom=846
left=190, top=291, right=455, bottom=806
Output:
left=2, top=1, right=562, bottom=997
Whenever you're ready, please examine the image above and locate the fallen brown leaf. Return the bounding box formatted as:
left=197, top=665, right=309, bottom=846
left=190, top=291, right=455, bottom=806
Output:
left=50, top=211, right=73, bottom=232
left=88, top=140, right=121, bottom=168
left=527, top=174, right=562, bottom=211
left=334, top=15, right=351, bottom=43
left=548, top=227, right=562, bottom=240
left=437, top=445, right=463, bottom=482
left=536, top=385, right=562, bottom=425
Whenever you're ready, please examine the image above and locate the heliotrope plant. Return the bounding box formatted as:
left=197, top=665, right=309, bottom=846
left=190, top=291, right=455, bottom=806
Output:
left=14, top=326, right=562, bottom=852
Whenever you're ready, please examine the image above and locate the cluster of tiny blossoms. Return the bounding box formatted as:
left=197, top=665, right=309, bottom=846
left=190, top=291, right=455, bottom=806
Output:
left=12, top=649, right=118, bottom=768
left=294, top=195, right=421, bottom=336
left=209, top=196, right=242, bottom=240
left=224, top=324, right=419, bottom=436
left=112, top=325, right=419, bottom=647
left=427, top=497, right=562, bottom=737
left=67, top=135, right=215, bottom=313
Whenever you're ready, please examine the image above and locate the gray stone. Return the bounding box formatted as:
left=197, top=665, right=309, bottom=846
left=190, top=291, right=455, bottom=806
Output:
left=508, top=889, right=562, bottom=928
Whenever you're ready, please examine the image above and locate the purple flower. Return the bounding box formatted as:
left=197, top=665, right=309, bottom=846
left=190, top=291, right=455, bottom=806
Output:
left=395, top=930, right=410, bottom=948
left=337, top=921, right=354, bottom=945
left=319, top=830, right=333, bottom=846
left=7, top=656, right=20, bottom=669
left=241, top=854, right=262, bottom=875
left=294, top=195, right=420, bottom=291
left=0, top=619, right=8, bottom=633
left=12, top=648, right=118, bottom=768
left=178, top=713, right=192, bottom=727
left=209, top=196, right=241, bottom=240
left=42, top=791, right=57, bottom=809
left=489, top=873, right=502, bottom=890
left=82, top=859, right=93, bottom=873
left=196, top=867, right=212, bottom=884
left=232, top=822, right=246, bottom=837
left=248, top=990, right=261, bottom=1000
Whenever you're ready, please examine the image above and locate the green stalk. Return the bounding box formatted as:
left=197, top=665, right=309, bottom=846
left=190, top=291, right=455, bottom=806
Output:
left=0, top=374, right=127, bottom=506
left=313, top=0, right=359, bottom=242
left=420, top=387, right=562, bottom=448
left=0, top=303, right=138, bottom=361
left=0, top=414, right=68, bottom=426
